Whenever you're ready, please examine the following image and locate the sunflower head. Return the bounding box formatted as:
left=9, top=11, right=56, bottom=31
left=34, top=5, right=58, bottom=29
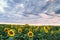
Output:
left=4, top=28, right=9, bottom=32
left=11, top=25, right=14, bottom=28
left=28, top=31, right=34, bottom=38
left=8, top=29, right=15, bottom=37
left=47, top=26, right=51, bottom=30
left=18, top=28, right=22, bottom=33
left=44, top=27, right=48, bottom=33
left=57, top=29, right=60, bottom=34
left=51, top=30, right=54, bottom=34
left=44, top=26, right=47, bottom=30
left=44, top=29, right=48, bottom=33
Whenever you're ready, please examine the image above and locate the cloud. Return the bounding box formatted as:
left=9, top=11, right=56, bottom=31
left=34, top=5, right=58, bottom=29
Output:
left=39, top=13, right=52, bottom=18
left=0, top=0, right=60, bottom=24
left=29, top=16, right=60, bottom=24
left=0, top=0, right=8, bottom=12
left=49, top=17, right=60, bottom=24
left=0, top=3, right=26, bottom=22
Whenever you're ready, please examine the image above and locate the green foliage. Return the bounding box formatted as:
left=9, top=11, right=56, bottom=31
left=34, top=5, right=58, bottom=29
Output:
left=0, top=24, right=60, bottom=40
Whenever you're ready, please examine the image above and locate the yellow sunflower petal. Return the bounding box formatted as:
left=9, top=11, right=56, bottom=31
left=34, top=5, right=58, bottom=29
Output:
left=18, top=28, right=22, bottom=33
left=4, top=28, right=9, bottom=32
left=8, top=29, right=15, bottom=37
left=51, top=30, right=54, bottom=34
left=28, top=31, right=34, bottom=37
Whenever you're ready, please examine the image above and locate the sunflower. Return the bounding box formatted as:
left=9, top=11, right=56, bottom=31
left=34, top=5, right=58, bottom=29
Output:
left=57, top=29, right=60, bottom=34
left=51, top=30, right=54, bottom=34
left=8, top=29, right=15, bottom=37
left=44, top=27, right=48, bottom=33
left=11, top=25, right=14, bottom=28
left=47, top=26, right=51, bottom=30
left=44, top=29, right=48, bottom=33
left=44, top=26, right=47, bottom=30
left=28, top=31, right=34, bottom=38
left=18, top=28, right=22, bottom=33
left=4, top=28, right=9, bottom=32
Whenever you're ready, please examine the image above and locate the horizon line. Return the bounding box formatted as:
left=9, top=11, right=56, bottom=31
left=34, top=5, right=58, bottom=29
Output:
left=0, top=22, right=60, bottom=26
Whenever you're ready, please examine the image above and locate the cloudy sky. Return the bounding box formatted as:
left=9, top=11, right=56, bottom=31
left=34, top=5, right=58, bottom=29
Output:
left=0, top=0, right=60, bottom=24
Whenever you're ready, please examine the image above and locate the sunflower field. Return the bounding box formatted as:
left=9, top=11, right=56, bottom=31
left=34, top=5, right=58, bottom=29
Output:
left=0, top=24, right=60, bottom=40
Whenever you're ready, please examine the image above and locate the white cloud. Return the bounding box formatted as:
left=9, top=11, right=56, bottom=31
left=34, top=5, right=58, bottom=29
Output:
left=28, top=14, right=39, bottom=18
left=48, top=12, right=60, bottom=17
left=15, top=3, right=25, bottom=8
left=48, top=17, right=60, bottom=24
left=0, top=0, right=8, bottom=12
left=45, top=0, right=49, bottom=2
left=5, top=3, right=25, bottom=18
left=0, top=7, right=4, bottom=12
left=49, top=12, right=55, bottom=15
left=39, top=13, right=52, bottom=18
left=29, top=16, right=60, bottom=24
